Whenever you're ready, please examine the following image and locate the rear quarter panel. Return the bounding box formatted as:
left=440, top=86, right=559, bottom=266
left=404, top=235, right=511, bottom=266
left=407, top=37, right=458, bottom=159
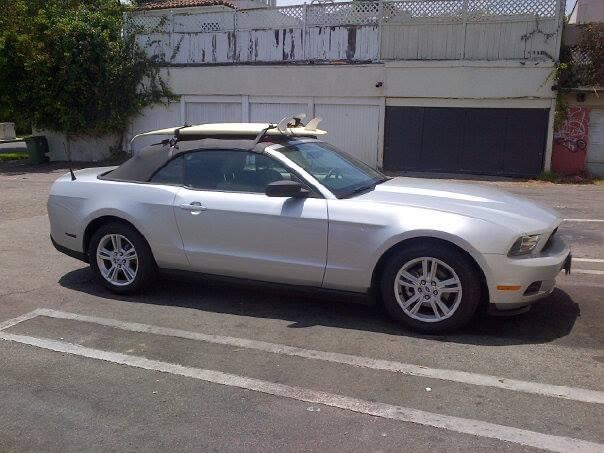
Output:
left=48, top=170, right=187, bottom=269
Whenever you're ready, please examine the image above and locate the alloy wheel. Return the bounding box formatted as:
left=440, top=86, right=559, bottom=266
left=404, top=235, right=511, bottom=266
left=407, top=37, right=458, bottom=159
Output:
left=96, top=234, right=139, bottom=286
left=394, top=257, right=463, bottom=323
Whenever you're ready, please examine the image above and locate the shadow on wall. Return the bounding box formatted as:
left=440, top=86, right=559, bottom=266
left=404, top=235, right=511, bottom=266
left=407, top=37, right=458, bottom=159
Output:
left=58, top=267, right=581, bottom=348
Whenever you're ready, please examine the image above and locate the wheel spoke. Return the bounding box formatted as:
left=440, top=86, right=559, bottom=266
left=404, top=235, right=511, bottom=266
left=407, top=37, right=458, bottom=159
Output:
left=398, top=281, right=415, bottom=287
left=107, top=266, right=118, bottom=282
left=435, top=298, right=451, bottom=315
left=421, top=259, right=429, bottom=280
left=399, top=271, right=419, bottom=285
left=409, top=298, right=423, bottom=315
left=122, top=265, right=135, bottom=282
left=440, top=286, right=461, bottom=293
left=402, top=293, right=421, bottom=309
left=98, top=248, right=112, bottom=260
left=429, top=300, right=441, bottom=318
left=437, top=277, right=458, bottom=289
left=111, top=235, right=122, bottom=251
left=429, top=260, right=438, bottom=281
left=124, top=248, right=137, bottom=260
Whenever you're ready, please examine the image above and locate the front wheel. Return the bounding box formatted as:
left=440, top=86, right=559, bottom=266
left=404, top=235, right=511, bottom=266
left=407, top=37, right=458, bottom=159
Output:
left=380, top=243, right=482, bottom=333
left=88, top=222, right=157, bottom=294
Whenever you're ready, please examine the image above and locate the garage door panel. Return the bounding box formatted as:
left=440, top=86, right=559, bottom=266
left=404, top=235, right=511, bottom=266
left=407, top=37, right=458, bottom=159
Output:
left=250, top=103, right=308, bottom=123
left=421, top=108, right=464, bottom=172
left=502, top=109, right=547, bottom=176
left=315, top=104, right=380, bottom=167
left=384, top=106, right=548, bottom=177
left=587, top=110, right=604, bottom=177
left=384, top=107, right=423, bottom=171
left=462, top=109, right=506, bottom=173
left=186, top=102, right=242, bottom=124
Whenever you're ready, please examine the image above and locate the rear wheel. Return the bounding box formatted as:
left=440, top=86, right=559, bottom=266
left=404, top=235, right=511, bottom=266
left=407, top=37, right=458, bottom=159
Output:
left=380, top=243, right=482, bottom=333
left=88, top=222, right=156, bottom=294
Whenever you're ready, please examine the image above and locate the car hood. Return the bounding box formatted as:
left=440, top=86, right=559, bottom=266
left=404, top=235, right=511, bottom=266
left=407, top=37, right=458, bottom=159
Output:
left=354, top=177, right=561, bottom=233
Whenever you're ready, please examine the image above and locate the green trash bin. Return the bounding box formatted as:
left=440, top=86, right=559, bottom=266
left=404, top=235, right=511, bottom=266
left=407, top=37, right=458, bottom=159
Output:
left=24, top=135, right=49, bottom=164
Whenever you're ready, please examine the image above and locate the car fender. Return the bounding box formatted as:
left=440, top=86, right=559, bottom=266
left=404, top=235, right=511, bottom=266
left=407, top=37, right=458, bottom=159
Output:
left=79, top=207, right=152, bottom=252
left=370, top=228, right=496, bottom=288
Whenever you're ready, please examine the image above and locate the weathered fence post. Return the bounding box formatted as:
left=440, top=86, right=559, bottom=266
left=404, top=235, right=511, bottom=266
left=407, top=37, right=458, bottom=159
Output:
left=169, top=9, right=174, bottom=63
left=303, top=4, right=308, bottom=61
left=461, top=0, right=469, bottom=59
left=377, top=0, right=384, bottom=62
left=233, top=10, right=238, bottom=63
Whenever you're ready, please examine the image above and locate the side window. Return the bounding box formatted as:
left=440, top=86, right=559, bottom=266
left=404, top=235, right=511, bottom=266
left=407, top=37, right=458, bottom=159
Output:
left=150, top=156, right=184, bottom=185
left=183, top=150, right=300, bottom=194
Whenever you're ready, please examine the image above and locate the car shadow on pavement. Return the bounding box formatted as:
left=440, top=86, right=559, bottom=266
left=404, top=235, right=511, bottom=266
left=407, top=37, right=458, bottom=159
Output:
left=58, top=268, right=580, bottom=347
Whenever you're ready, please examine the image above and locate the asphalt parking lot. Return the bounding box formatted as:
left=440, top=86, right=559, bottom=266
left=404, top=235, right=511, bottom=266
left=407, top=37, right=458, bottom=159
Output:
left=0, top=162, right=602, bottom=452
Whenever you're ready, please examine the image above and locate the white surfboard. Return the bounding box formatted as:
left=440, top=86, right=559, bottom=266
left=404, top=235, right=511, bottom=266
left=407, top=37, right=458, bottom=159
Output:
left=130, top=121, right=327, bottom=146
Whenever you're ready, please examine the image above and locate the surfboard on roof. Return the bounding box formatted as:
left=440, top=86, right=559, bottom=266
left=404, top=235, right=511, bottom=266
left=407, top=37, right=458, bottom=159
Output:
left=131, top=121, right=327, bottom=141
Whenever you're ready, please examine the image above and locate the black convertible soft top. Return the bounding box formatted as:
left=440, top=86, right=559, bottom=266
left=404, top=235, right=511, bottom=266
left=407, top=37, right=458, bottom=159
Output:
left=100, top=138, right=282, bottom=183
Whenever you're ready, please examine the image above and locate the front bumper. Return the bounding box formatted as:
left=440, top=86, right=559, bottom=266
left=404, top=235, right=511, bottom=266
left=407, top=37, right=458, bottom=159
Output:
left=483, top=236, right=570, bottom=307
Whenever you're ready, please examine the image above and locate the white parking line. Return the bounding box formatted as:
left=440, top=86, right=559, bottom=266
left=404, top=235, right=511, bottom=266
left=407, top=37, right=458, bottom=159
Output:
left=574, top=258, right=604, bottom=263
left=563, top=219, right=604, bottom=223
left=5, top=309, right=603, bottom=405
left=0, top=310, right=43, bottom=331
left=573, top=269, right=604, bottom=275
left=0, top=332, right=601, bottom=453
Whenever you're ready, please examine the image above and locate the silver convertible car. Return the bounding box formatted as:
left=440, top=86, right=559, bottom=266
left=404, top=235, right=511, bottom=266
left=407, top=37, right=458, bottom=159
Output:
left=48, top=119, right=571, bottom=333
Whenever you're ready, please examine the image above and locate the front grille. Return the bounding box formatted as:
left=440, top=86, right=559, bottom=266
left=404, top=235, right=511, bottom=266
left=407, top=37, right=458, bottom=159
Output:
left=541, top=227, right=557, bottom=252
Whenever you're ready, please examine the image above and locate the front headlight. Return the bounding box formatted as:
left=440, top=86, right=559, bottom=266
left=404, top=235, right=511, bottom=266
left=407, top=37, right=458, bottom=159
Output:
left=508, top=234, right=541, bottom=256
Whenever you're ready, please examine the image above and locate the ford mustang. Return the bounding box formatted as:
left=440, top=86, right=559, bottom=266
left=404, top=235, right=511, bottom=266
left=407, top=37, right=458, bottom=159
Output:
left=48, top=118, right=571, bottom=333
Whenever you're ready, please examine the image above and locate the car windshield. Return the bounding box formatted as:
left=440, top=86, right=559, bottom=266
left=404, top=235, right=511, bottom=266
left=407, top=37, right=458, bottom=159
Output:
left=276, top=142, right=388, bottom=198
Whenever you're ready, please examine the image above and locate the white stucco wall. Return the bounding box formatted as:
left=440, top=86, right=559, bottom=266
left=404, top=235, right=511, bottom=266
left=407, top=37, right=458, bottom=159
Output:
left=569, top=0, right=604, bottom=24
left=163, top=60, right=555, bottom=100
left=44, top=60, right=557, bottom=164
left=41, top=130, right=117, bottom=162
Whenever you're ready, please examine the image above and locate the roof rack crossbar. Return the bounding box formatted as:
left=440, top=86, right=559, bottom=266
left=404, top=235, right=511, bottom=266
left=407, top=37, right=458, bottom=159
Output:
left=251, top=124, right=277, bottom=151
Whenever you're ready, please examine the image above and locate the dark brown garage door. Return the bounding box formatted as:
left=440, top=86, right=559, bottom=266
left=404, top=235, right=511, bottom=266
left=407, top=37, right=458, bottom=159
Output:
left=383, top=107, right=549, bottom=177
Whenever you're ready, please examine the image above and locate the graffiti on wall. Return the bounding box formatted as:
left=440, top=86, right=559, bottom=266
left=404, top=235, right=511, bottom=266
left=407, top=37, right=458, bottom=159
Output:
left=554, top=107, right=590, bottom=153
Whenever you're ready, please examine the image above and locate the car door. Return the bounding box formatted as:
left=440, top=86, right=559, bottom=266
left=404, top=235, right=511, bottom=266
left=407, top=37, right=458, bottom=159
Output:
left=167, top=149, right=329, bottom=286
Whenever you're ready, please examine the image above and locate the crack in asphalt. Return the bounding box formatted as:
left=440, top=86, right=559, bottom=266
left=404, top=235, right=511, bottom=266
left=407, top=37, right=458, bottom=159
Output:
left=0, top=284, right=54, bottom=299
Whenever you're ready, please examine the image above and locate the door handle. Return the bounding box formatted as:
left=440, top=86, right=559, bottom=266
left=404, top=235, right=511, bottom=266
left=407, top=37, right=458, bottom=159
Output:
left=180, top=202, right=207, bottom=214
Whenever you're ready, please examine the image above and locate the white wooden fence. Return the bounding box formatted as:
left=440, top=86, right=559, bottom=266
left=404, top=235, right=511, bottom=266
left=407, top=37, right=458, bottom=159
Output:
left=129, top=0, right=563, bottom=64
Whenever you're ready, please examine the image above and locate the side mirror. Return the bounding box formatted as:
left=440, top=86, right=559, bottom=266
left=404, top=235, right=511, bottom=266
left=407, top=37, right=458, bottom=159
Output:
left=265, top=180, right=309, bottom=198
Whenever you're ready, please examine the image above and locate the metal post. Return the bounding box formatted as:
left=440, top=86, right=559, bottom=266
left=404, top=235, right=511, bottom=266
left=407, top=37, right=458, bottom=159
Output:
left=303, top=4, right=308, bottom=61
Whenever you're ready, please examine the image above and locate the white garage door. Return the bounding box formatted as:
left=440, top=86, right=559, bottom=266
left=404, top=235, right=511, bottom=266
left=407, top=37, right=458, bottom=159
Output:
left=174, top=96, right=382, bottom=167
left=250, top=102, right=309, bottom=123
left=315, top=103, right=380, bottom=167
left=129, top=102, right=181, bottom=153
left=186, top=102, right=242, bottom=124
left=588, top=109, right=604, bottom=177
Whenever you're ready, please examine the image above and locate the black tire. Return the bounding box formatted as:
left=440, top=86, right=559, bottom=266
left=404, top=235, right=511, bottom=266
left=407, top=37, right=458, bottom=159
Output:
left=380, top=242, right=482, bottom=334
left=88, top=222, right=157, bottom=294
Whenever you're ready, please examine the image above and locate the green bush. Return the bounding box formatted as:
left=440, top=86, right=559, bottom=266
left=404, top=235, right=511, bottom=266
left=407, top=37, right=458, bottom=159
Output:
left=0, top=0, right=175, bottom=145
